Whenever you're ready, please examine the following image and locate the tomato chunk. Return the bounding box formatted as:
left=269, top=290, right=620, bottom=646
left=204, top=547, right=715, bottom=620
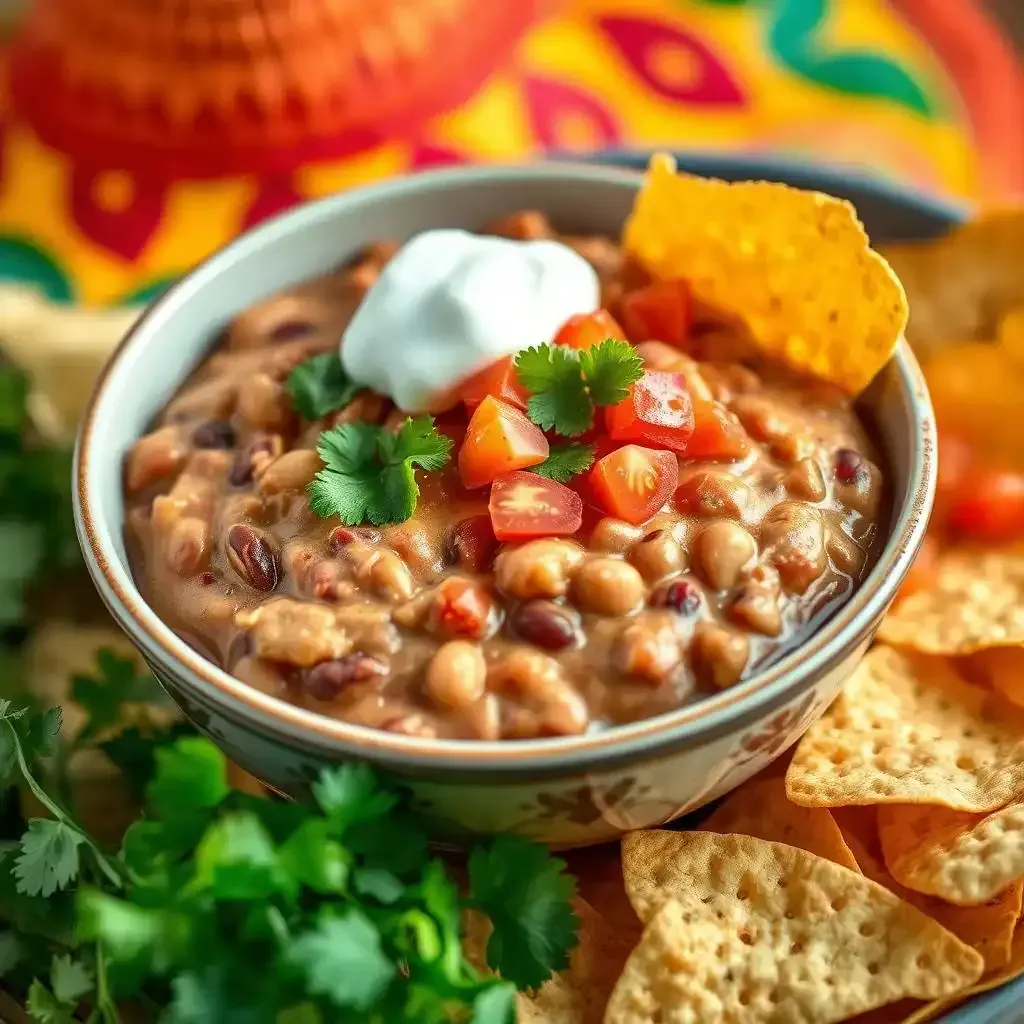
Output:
left=489, top=471, right=583, bottom=541
left=590, top=445, right=679, bottom=524
left=686, top=397, right=750, bottom=460
left=458, top=356, right=528, bottom=411
left=606, top=371, right=695, bottom=452
left=554, top=309, right=626, bottom=350
left=947, top=468, right=1024, bottom=541
left=620, top=280, right=691, bottom=348
left=458, top=396, right=549, bottom=489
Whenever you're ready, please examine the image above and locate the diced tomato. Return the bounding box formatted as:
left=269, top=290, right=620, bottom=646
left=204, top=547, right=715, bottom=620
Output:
left=686, top=397, right=750, bottom=460
left=554, top=309, right=626, bottom=350
left=430, top=577, right=494, bottom=639
left=488, top=471, right=583, bottom=541
left=458, top=356, right=528, bottom=411
left=894, top=535, right=939, bottom=606
left=606, top=371, right=695, bottom=452
left=620, top=279, right=691, bottom=348
left=589, top=445, right=679, bottom=525
left=458, top=396, right=549, bottom=489
left=947, top=468, right=1024, bottom=541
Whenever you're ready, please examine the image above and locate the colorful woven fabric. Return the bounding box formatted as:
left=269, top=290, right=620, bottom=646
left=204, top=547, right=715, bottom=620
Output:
left=0, top=0, right=1018, bottom=305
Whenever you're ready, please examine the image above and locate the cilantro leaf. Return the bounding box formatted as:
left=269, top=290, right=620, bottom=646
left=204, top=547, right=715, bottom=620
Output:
left=287, top=353, right=364, bottom=420
left=468, top=836, right=578, bottom=989
left=515, top=346, right=591, bottom=437
left=288, top=909, right=394, bottom=1010
left=531, top=443, right=595, bottom=483
left=14, top=819, right=84, bottom=897
left=148, top=736, right=230, bottom=821
left=191, top=811, right=287, bottom=901
left=0, top=930, right=22, bottom=976
left=579, top=338, right=645, bottom=407
left=25, top=980, right=76, bottom=1024
left=471, top=982, right=517, bottom=1024
left=312, top=762, right=397, bottom=828
left=50, top=953, right=93, bottom=1003
left=166, top=967, right=265, bottom=1024
left=308, top=417, right=453, bottom=526
left=77, top=890, right=162, bottom=962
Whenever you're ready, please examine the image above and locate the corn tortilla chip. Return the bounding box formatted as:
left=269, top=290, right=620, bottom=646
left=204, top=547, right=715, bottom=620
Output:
left=878, top=551, right=1024, bottom=655
left=786, top=646, right=1024, bottom=813
left=624, top=154, right=907, bottom=394
left=877, top=802, right=1024, bottom=907
left=613, top=831, right=982, bottom=1023
left=703, top=773, right=860, bottom=872
left=835, top=807, right=1022, bottom=973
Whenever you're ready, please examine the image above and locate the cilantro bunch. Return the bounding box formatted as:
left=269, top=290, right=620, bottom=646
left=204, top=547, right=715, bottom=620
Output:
left=1, top=654, right=579, bottom=1023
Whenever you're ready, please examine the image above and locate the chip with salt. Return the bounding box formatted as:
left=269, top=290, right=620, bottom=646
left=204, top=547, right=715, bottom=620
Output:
left=878, top=551, right=1024, bottom=655
left=877, top=802, right=1024, bottom=908
left=613, top=831, right=982, bottom=1023
left=703, top=772, right=860, bottom=872
left=785, top=646, right=1024, bottom=812
left=835, top=807, right=1022, bottom=973
left=624, top=153, right=908, bottom=394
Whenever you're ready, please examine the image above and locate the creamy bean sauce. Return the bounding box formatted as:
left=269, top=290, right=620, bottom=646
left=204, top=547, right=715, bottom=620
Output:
left=123, top=214, right=886, bottom=740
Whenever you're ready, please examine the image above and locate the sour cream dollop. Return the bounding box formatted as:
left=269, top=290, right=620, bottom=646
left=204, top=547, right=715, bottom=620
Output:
left=340, top=229, right=600, bottom=412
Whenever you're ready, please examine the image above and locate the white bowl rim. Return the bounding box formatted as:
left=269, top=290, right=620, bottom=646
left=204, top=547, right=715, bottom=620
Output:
left=74, top=160, right=938, bottom=775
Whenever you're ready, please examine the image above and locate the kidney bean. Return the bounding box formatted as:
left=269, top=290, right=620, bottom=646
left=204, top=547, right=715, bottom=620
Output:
left=571, top=558, right=645, bottom=616
left=674, top=471, right=753, bottom=520
left=425, top=641, right=487, bottom=710
left=760, top=501, right=827, bottom=594
left=305, top=653, right=389, bottom=702
left=446, top=515, right=499, bottom=572
left=629, top=530, right=686, bottom=581
left=691, top=622, right=749, bottom=689
left=329, top=526, right=382, bottom=551
left=692, top=522, right=756, bottom=590
left=508, top=601, right=581, bottom=651
left=227, top=524, right=280, bottom=592
left=650, top=578, right=703, bottom=615
left=191, top=419, right=236, bottom=450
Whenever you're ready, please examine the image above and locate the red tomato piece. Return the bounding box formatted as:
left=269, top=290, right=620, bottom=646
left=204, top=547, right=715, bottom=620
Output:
left=554, top=309, right=626, bottom=350
left=947, top=468, right=1024, bottom=541
left=430, top=577, right=494, bottom=639
left=488, top=471, right=583, bottom=541
left=606, top=371, right=695, bottom=452
left=589, top=445, right=679, bottom=525
left=620, top=279, right=692, bottom=347
left=686, top=397, right=750, bottom=460
left=458, top=396, right=549, bottom=489
left=458, top=356, right=528, bottom=411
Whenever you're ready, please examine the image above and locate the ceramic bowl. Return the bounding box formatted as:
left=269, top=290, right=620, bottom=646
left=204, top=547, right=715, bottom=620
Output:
left=74, top=157, right=942, bottom=847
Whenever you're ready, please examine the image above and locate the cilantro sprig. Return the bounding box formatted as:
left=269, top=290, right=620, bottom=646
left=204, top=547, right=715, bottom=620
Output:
left=514, top=339, right=644, bottom=437
left=286, top=353, right=364, bottom=420
left=531, top=443, right=595, bottom=483
left=308, top=416, right=453, bottom=526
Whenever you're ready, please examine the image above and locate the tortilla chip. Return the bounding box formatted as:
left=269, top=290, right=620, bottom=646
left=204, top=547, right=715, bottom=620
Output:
left=877, top=802, right=1024, bottom=907
left=703, top=773, right=860, bottom=872
left=878, top=551, right=1024, bottom=655
left=968, top=646, right=1024, bottom=709
left=613, top=831, right=982, bottom=1022
left=835, top=807, right=1022, bottom=973
left=624, top=153, right=907, bottom=394
left=517, top=897, right=631, bottom=1024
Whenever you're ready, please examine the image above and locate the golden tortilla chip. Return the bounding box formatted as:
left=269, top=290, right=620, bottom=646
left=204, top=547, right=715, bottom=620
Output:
left=624, top=153, right=907, bottom=394
left=880, top=209, right=1024, bottom=358
left=877, top=802, right=1024, bottom=907
left=878, top=551, right=1024, bottom=655
left=613, top=831, right=982, bottom=1023
left=786, top=646, right=1024, bottom=812
left=835, top=807, right=1022, bottom=973
left=703, top=773, right=860, bottom=872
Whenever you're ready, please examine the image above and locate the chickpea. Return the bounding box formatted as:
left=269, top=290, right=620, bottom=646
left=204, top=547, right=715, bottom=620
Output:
left=495, top=540, right=585, bottom=599
left=426, top=641, right=487, bottom=711
left=356, top=549, right=416, bottom=602
left=785, top=458, right=827, bottom=502
left=590, top=517, right=644, bottom=554
left=760, top=501, right=827, bottom=594
left=614, top=619, right=682, bottom=684
left=691, top=622, right=750, bottom=689
left=629, top=530, right=686, bottom=581
left=256, top=449, right=321, bottom=495
left=692, top=522, right=756, bottom=590
left=571, top=558, right=645, bottom=616
left=488, top=649, right=588, bottom=736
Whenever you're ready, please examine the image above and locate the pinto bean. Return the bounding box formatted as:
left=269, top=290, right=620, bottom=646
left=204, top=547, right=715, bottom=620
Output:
left=382, top=520, right=443, bottom=576
left=785, top=458, right=827, bottom=502
left=164, top=377, right=238, bottom=423
left=355, top=549, right=416, bottom=603
left=125, top=426, right=188, bottom=492
left=674, top=470, right=754, bottom=520
left=614, top=619, right=683, bottom=683
left=226, top=293, right=331, bottom=350
left=329, top=525, right=382, bottom=551
left=825, top=523, right=866, bottom=578
left=488, top=649, right=588, bottom=737
left=727, top=564, right=783, bottom=636
left=256, top=449, right=321, bottom=495
left=165, top=517, right=211, bottom=575
left=571, top=558, right=645, bottom=616
left=760, top=501, right=827, bottom=594
left=495, top=540, right=586, bottom=600
left=237, top=373, right=290, bottom=431
left=691, top=622, right=749, bottom=689
left=590, top=517, right=645, bottom=554
left=629, top=530, right=686, bottom=581
left=329, top=391, right=390, bottom=427
left=235, top=598, right=352, bottom=666
left=692, top=522, right=756, bottom=590
left=426, top=641, right=487, bottom=711
left=305, top=653, right=389, bottom=702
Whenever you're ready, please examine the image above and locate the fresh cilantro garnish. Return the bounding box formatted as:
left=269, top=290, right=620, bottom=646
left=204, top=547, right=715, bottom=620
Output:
left=286, top=353, right=364, bottom=420
left=531, top=442, right=595, bottom=483
left=514, top=339, right=644, bottom=437
left=308, top=415, right=453, bottom=525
